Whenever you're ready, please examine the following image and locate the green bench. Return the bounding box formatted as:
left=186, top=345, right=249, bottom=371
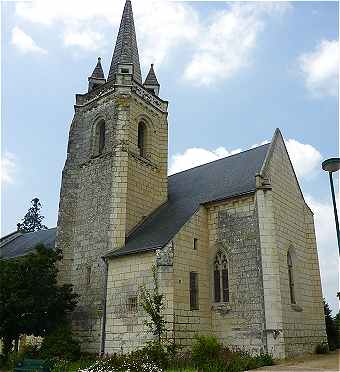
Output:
left=14, top=358, right=50, bottom=372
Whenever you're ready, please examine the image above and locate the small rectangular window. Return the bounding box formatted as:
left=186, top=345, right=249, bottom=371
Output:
left=127, top=296, right=138, bottom=313
left=121, top=68, right=130, bottom=73
left=189, top=272, right=199, bottom=310
left=86, top=266, right=91, bottom=285
left=193, top=238, right=198, bottom=250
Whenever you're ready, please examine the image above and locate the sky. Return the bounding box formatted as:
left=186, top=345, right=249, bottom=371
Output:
left=1, top=0, right=339, bottom=312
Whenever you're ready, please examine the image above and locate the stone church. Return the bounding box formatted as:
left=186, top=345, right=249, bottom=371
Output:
left=1, top=0, right=326, bottom=359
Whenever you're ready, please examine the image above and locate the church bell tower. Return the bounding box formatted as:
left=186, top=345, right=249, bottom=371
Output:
left=56, top=0, right=169, bottom=352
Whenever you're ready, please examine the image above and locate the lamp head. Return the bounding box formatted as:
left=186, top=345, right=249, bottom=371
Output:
left=322, top=158, right=340, bottom=173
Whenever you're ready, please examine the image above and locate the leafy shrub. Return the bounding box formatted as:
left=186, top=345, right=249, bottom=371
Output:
left=40, top=325, right=81, bottom=361
left=2, top=351, right=25, bottom=370
left=315, top=343, right=329, bottom=354
left=192, top=335, right=221, bottom=368
left=225, top=352, right=274, bottom=371
left=21, top=342, right=41, bottom=359
left=254, top=353, right=274, bottom=366
left=167, top=350, right=192, bottom=370
left=79, top=351, right=163, bottom=372
left=140, top=341, right=169, bottom=369
left=0, top=354, right=5, bottom=368
left=201, top=360, right=227, bottom=371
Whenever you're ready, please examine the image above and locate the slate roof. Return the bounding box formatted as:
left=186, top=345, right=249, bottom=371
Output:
left=107, top=143, right=270, bottom=258
left=0, top=228, right=56, bottom=259
left=90, top=57, right=105, bottom=80
left=144, top=64, right=160, bottom=86
left=107, top=0, right=142, bottom=83
left=1, top=144, right=270, bottom=261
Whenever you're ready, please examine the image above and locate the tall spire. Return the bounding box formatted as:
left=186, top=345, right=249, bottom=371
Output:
left=107, top=0, right=142, bottom=83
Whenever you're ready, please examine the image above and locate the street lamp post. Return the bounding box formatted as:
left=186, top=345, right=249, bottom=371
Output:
left=322, top=158, right=340, bottom=254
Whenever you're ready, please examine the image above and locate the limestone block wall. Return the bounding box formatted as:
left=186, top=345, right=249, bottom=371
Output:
left=105, top=252, right=157, bottom=353
left=172, top=207, right=211, bottom=347
left=57, top=82, right=169, bottom=353
left=264, top=134, right=326, bottom=356
left=125, top=95, right=168, bottom=234
left=56, top=92, right=132, bottom=353
left=207, top=196, right=267, bottom=354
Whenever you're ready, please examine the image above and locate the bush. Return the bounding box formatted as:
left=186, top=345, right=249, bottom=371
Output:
left=40, top=325, right=81, bottom=361
left=79, top=352, right=162, bottom=372
left=140, top=341, right=169, bottom=369
left=21, top=343, right=40, bottom=359
left=167, top=350, right=192, bottom=370
left=192, top=335, right=221, bottom=368
left=315, top=343, right=329, bottom=354
left=0, top=354, right=5, bottom=368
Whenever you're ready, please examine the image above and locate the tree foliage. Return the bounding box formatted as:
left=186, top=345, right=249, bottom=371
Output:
left=17, top=198, right=48, bottom=232
left=0, top=244, right=78, bottom=357
left=323, top=300, right=338, bottom=350
left=139, top=266, right=166, bottom=342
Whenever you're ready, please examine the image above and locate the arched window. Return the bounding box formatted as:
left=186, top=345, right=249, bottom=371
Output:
left=138, top=121, right=146, bottom=157
left=98, top=121, right=106, bottom=154
left=214, top=251, right=229, bottom=303
left=287, top=251, right=295, bottom=304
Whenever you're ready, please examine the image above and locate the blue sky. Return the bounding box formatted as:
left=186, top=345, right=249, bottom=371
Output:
left=1, top=1, right=339, bottom=312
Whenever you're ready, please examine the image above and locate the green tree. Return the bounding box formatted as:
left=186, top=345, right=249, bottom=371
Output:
left=17, top=198, right=48, bottom=232
left=323, top=300, right=337, bottom=350
left=139, top=266, right=166, bottom=342
left=0, top=244, right=78, bottom=358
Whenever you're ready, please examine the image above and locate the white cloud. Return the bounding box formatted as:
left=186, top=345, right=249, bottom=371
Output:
left=14, top=1, right=289, bottom=82
left=169, top=146, right=242, bottom=175
left=11, top=26, right=47, bottom=54
left=169, top=138, right=321, bottom=179
left=306, top=194, right=339, bottom=313
left=286, top=138, right=322, bottom=179
left=63, top=30, right=105, bottom=51
left=299, top=39, right=339, bottom=97
left=14, top=0, right=198, bottom=63
left=183, top=2, right=290, bottom=86
left=1, top=152, right=17, bottom=184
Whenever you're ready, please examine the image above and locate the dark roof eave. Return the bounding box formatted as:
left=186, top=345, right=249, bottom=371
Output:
left=201, top=189, right=256, bottom=206
left=104, top=244, right=161, bottom=259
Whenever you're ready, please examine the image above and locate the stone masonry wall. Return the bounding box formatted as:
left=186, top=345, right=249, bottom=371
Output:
left=171, top=196, right=266, bottom=354
left=263, top=133, right=326, bottom=356
left=125, top=95, right=168, bottom=234
left=208, top=196, right=267, bottom=354
left=56, top=82, right=168, bottom=353
left=172, top=207, right=211, bottom=347
left=105, top=252, right=156, bottom=353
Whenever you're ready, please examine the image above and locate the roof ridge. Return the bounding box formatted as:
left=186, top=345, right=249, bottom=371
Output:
left=168, top=142, right=270, bottom=178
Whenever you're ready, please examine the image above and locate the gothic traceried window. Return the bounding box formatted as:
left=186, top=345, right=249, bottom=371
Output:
left=214, top=251, right=229, bottom=303
left=138, top=121, right=147, bottom=157
left=287, top=251, right=296, bottom=304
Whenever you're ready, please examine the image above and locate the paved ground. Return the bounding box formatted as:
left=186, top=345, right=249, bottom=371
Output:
left=253, top=350, right=339, bottom=371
